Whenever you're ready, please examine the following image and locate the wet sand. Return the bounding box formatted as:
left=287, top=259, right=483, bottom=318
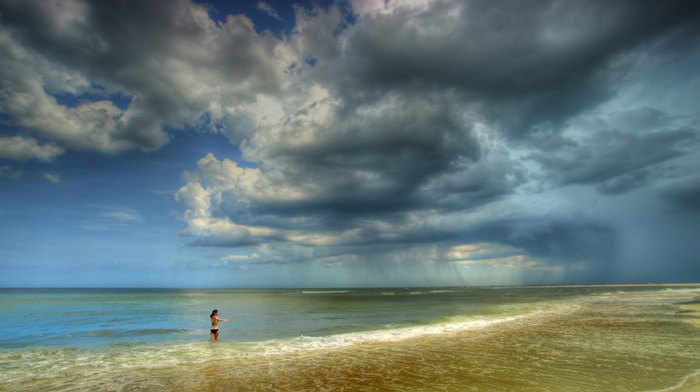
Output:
left=680, top=304, right=700, bottom=328
left=678, top=380, right=700, bottom=392
left=674, top=303, right=700, bottom=392
left=98, top=297, right=700, bottom=391
left=182, top=289, right=700, bottom=392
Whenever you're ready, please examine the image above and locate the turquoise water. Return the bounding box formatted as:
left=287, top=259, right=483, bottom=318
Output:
left=0, top=288, right=500, bottom=347
left=1, top=285, right=699, bottom=391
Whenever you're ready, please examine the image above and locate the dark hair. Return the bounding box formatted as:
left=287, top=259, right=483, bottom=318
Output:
left=210, top=309, right=218, bottom=318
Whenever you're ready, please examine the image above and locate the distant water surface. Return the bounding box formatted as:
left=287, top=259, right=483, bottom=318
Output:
left=1, top=285, right=699, bottom=391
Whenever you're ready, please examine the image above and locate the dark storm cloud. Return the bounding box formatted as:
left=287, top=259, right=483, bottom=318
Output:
left=169, top=0, right=700, bottom=284
left=237, top=0, right=700, bottom=224
left=474, top=217, right=616, bottom=266
left=328, top=0, right=700, bottom=136
left=248, top=94, right=483, bottom=215
left=2, top=0, right=700, bottom=284
left=657, top=174, right=700, bottom=211
left=530, top=128, right=698, bottom=194
left=0, top=0, right=277, bottom=95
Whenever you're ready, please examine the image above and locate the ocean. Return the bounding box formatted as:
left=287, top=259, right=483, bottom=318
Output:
left=1, top=285, right=699, bottom=391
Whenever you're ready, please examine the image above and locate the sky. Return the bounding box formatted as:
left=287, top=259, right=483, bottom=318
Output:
left=1, top=0, right=699, bottom=288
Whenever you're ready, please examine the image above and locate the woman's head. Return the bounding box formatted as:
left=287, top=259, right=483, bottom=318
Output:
left=210, top=309, right=218, bottom=318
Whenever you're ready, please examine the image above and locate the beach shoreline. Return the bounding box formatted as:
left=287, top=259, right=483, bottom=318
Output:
left=663, top=372, right=700, bottom=392
left=2, top=285, right=700, bottom=391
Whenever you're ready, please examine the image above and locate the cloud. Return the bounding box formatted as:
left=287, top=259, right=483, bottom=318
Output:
left=101, top=210, right=142, bottom=223
left=79, top=206, right=143, bottom=231
left=2, top=0, right=700, bottom=284
left=256, top=1, right=282, bottom=21
left=245, top=92, right=487, bottom=211
left=0, top=165, right=59, bottom=183
left=333, top=0, right=700, bottom=137
left=657, top=174, right=700, bottom=210
left=0, top=0, right=294, bottom=152
left=445, top=242, right=526, bottom=262
left=174, top=114, right=523, bottom=248
left=529, top=128, right=698, bottom=194
left=0, top=135, right=65, bottom=161
left=452, top=255, right=555, bottom=271
left=0, top=28, right=141, bottom=154
left=167, top=0, right=700, bottom=283
left=3, top=0, right=696, bottom=158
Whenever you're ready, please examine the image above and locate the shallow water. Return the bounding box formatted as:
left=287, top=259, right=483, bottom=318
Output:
left=1, top=285, right=699, bottom=391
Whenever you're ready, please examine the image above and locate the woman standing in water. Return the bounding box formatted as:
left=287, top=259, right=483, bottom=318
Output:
left=210, top=309, right=227, bottom=341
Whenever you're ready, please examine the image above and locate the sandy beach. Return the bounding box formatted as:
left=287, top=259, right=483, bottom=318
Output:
left=681, top=303, right=700, bottom=327
left=673, top=303, right=700, bottom=392
left=2, top=286, right=700, bottom=391
left=670, top=372, right=700, bottom=392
